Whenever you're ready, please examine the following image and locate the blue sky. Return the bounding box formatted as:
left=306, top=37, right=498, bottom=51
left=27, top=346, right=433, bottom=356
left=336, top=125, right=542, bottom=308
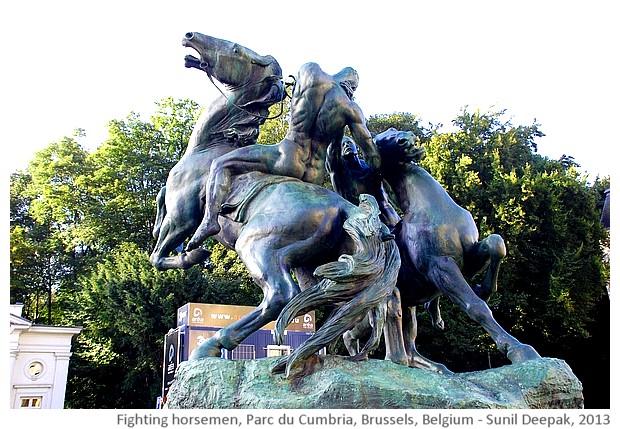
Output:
left=3, top=0, right=617, bottom=181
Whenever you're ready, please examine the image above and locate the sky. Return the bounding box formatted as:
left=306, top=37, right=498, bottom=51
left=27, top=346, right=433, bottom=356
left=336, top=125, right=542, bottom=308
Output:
left=2, top=1, right=617, bottom=181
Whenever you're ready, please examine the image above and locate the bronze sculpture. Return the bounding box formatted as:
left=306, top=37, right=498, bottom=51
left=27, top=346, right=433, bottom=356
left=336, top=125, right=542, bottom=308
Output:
left=151, top=33, right=406, bottom=366
left=151, top=33, right=541, bottom=378
left=271, top=194, right=402, bottom=378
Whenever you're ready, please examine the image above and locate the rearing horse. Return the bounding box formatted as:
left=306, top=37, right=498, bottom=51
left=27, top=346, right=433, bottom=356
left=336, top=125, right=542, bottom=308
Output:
left=333, top=128, right=541, bottom=372
left=150, top=32, right=285, bottom=270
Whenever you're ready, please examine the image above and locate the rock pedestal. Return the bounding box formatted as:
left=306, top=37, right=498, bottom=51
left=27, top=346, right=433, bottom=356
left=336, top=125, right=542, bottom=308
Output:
left=165, top=356, right=583, bottom=409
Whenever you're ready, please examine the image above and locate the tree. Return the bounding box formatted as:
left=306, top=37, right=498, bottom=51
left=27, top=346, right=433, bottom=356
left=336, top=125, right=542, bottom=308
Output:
left=85, top=114, right=167, bottom=251
left=10, top=134, right=93, bottom=323
left=413, top=108, right=609, bottom=406
left=77, top=98, right=203, bottom=253
left=25, top=132, right=94, bottom=246
left=59, top=243, right=209, bottom=408
left=10, top=172, right=40, bottom=316
left=367, top=112, right=435, bottom=144
left=150, top=97, right=202, bottom=162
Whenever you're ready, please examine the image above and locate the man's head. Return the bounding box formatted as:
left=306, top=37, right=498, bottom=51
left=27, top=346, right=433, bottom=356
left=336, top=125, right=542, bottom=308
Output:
left=341, top=136, right=360, bottom=159
left=333, top=67, right=359, bottom=99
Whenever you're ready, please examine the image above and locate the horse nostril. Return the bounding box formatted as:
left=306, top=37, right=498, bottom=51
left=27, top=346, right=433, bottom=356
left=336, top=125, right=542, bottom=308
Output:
left=185, top=32, right=194, bottom=39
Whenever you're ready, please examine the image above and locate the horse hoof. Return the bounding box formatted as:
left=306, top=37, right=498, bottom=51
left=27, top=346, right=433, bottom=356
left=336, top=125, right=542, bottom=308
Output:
left=435, top=363, right=454, bottom=375
left=185, top=238, right=200, bottom=252
left=409, top=356, right=453, bottom=375
left=182, top=249, right=211, bottom=267
left=270, top=356, right=288, bottom=374
left=506, top=344, right=541, bottom=363
left=409, top=361, right=453, bottom=375
left=346, top=353, right=369, bottom=362
left=188, top=341, right=223, bottom=360
left=385, top=354, right=409, bottom=366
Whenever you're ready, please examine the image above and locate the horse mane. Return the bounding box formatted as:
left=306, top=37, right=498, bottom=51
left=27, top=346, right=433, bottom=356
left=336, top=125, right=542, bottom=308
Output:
left=188, top=64, right=285, bottom=153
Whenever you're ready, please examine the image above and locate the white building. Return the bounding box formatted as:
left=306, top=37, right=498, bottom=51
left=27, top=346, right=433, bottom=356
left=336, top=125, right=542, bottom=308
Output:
left=9, top=304, right=82, bottom=409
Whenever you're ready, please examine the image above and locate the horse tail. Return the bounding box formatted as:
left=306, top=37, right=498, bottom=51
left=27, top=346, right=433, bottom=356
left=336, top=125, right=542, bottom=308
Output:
left=152, top=186, right=167, bottom=239
left=277, top=236, right=401, bottom=378
left=274, top=195, right=402, bottom=374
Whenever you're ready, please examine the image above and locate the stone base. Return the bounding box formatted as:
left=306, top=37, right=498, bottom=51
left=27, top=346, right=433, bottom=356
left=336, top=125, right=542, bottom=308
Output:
left=164, top=356, right=583, bottom=409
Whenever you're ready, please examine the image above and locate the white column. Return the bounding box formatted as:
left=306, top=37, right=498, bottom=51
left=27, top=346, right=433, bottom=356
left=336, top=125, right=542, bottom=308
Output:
left=9, top=350, right=19, bottom=407
left=50, top=352, right=73, bottom=409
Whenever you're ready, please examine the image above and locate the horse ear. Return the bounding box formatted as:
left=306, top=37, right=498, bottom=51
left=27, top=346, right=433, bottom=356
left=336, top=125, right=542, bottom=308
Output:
left=251, top=55, right=276, bottom=67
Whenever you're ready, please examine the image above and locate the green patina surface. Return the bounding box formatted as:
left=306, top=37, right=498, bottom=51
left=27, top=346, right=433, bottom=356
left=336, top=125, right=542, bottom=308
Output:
left=165, top=356, right=583, bottom=409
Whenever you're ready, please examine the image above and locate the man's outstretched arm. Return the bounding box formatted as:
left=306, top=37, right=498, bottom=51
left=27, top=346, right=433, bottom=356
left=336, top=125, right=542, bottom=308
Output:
left=348, top=119, right=381, bottom=171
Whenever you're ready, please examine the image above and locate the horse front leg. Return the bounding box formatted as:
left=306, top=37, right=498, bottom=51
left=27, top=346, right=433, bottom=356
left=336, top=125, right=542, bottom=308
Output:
left=428, top=255, right=540, bottom=364
left=150, top=212, right=210, bottom=271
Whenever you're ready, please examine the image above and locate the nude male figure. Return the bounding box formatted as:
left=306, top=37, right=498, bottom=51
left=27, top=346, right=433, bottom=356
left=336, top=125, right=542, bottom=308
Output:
left=186, top=62, right=380, bottom=250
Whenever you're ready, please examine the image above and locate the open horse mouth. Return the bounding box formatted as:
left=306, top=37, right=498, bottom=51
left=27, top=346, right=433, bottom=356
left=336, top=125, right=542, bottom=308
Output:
left=184, top=54, right=202, bottom=69
left=400, top=141, right=425, bottom=163
left=182, top=32, right=205, bottom=70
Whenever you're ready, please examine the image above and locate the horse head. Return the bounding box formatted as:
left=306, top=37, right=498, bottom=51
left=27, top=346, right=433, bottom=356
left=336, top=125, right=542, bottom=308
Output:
left=373, top=128, right=425, bottom=170
left=182, top=32, right=286, bottom=150
left=182, top=32, right=284, bottom=105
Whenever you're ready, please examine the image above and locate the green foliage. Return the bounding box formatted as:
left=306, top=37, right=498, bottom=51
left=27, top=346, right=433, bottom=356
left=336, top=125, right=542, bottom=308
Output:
left=10, top=138, right=90, bottom=323
left=59, top=243, right=213, bottom=408
left=367, top=112, right=436, bottom=143
left=150, top=97, right=202, bottom=161
left=257, top=102, right=290, bottom=145
left=205, top=241, right=259, bottom=304
left=24, top=133, right=94, bottom=249
left=10, top=172, right=38, bottom=311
